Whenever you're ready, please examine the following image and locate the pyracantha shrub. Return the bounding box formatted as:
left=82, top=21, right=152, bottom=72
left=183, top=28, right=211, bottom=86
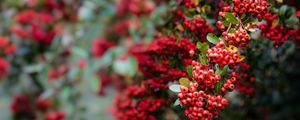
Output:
left=1, top=0, right=300, bottom=120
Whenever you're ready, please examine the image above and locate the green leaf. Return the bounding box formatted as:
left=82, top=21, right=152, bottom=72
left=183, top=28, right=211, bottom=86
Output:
left=113, top=56, right=137, bottom=77
left=71, top=47, right=88, bottom=58
left=61, top=87, right=71, bottom=99
left=174, top=99, right=181, bottom=106
left=179, top=78, right=190, bottom=87
left=206, top=33, right=220, bottom=45
left=90, top=75, right=100, bottom=93
left=285, top=7, right=295, bottom=19
left=241, top=14, right=246, bottom=19
left=199, top=54, right=208, bottom=65
left=197, top=42, right=209, bottom=53
left=221, top=20, right=230, bottom=27
left=216, top=65, right=229, bottom=77
left=187, top=65, right=193, bottom=78
left=225, top=12, right=238, bottom=24
left=67, top=67, right=79, bottom=79
left=127, top=57, right=138, bottom=76
left=279, top=5, right=288, bottom=17
left=214, top=82, right=223, bottom=95
left=24, top=64, right=44, bottom=73
left=229, top=28, right=235, bottom=33
left=169, top=84, right=181, bottom=93
left=278, top=5, right=295, bottom=20
left=215, top=64, right=220, bottom=74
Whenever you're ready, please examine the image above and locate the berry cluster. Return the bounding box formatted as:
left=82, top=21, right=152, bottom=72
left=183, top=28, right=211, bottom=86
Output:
left=146, top=37, right=196, bottom=58
left=0, top=37, right=11, bottom=79
left=221, top=71, right=240, bottom=94
left=174, top=10, right=186, bottom=20
left=48, top=64, right=70, bottom=82
left=92, top=39, right=114, bottom=57
left=224, top=28, right=251, bottom=47
left=216, top=21, right=227, bottom=31
left=112, top=36, right=195, bottom=119
left=12, top=10, right=56, bottom=45
left=97, top=71, right=113, bottom=96
left=116, top=0, right=155, bottom=16
left=113, top=96, right=169, bottom=120
left=182, top=0, right=197, bottom=8
left=293, top=29, right=300, bottom=46
left=297, top=11, right=300, bottom=19
left=125, top=85, right=149, bottom=98
left=259, top=24, right=294, bottom=46
left=232, top=0, right=268, bottom=21
left=258, top=12, right=295, bottom=46
left=192, top=61, right=221, bottom=91
left=144, top=37, right=196, bottom=67
left=0, top=37, right=16, bottom=55
left=45, top=111, right=65, bottom=120
left=207, top=42, right=241, bottom=68
left=177, top=83, right=228, bottom=120
left=237, top=81, right=255, bottom=96
left=10, top=96, right=32, bottom=116
left=36, top=99, right=53, bottom=111
left=110, top=19, right=141, bottom=37
left=144, top=69, right=187, bottom=89
left=183, top=18, right=214, bottom=41
left=236, top=63, right=256, bottom=96
left=217, top=2, right=232, bottom=18
left=0, top=58, right=9, bottom=79
left=11, top=95, right=63, bottom=120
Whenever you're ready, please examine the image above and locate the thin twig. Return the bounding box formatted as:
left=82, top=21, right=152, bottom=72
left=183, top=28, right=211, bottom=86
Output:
left=236, top=15, right=245, bottom=29
left=226, top=23, right=232, bottom=33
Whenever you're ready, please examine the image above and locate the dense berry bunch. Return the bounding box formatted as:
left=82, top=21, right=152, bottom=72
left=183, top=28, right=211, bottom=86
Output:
left=11, top=95, right=64, bottom=120
left=236, top=63, right=256, bottom=96
left=182, top=0, right=197, bottom=8
left=177, top=83, right=228, bottom=120
left=145, top=37, right=196, bottom=58
left=0, top=58, right=9, bottom=79
left=216, top=21, right=226, bottom=31
left=36, top=99, right=53, bottom=111
left=259, top=24, right=294, bottom=46
left=137, top=56, right=169, bottom=78
left=221, top=71, right=240, bottom=94
left=183, top=18, right=214, bottom=41
left=258, top=12, right=295, bottom=46
left=10, top=96, right=32, bottom=115
left=224, top=28, right=251, bottom=47
left=144, top=69, right=187, bottom=89
left=92, top=39, right=114, bottom=57
left=191, top=61, right=221, bottom=91
left=141, top=37, right=195, bottom=83
left=217, top=2, right=232, bottom=19
left=125, top=86, right=149, bottom=98
left=293, top=29, right=300, bottom=46
left=0, top=37, right=16, bottom=55
left=237, top=81, right=255, bottom=96
left=116, top=0, right=155, bottom=16
left=110, top=19, right=141, bottom=37
left=112, top=36, right=195, bottom=119
left=45, top=111, right=65, bottom=120
left=12, top=10, right=56, bottom=45
left=232, top=0, right=268, bottom=21
left=174, top=10, right=186, bottom=20
left=207, top=42, right=241, bottom=68
left=113, top=96, right=169, bottom=120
